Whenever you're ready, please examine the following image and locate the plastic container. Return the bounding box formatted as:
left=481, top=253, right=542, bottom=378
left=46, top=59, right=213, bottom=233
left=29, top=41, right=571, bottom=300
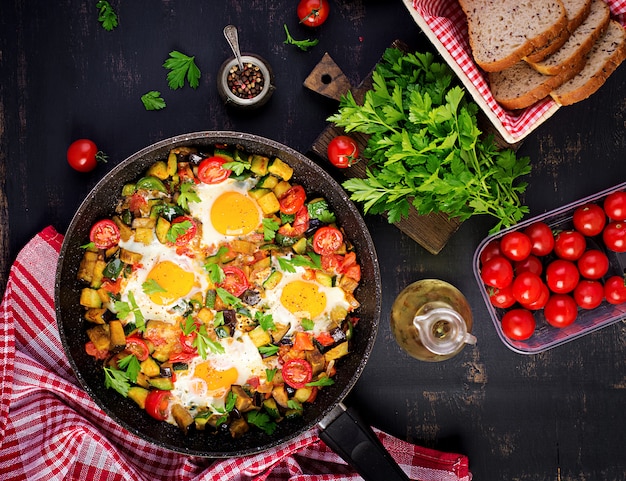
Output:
left=473, top=182, right=626, bottom=354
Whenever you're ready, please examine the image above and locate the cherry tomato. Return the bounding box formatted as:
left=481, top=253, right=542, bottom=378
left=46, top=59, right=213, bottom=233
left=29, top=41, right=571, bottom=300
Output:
left=603, top=191, right=626, bottom=221
left=604, top=276, right=626, bottom=305
left=514, top=255, right=543, bottom=276
left=545, top=259, right=579, bottom=294
left=523, top=222, right=555, bottom=256
left=67, top=139, right=106, bottom=172
left=573, top=280, right=604, bottom=309
left=169, top=216, right=197, bottom=246
left=489, top=284, right=516, bottom=309
left=277, top=205, right=310, bottom=237
left=543, top=294, right=578, bottom=328
left=297, top=0, right=330, bottom=27
left=602, top=221, right=626, bottom=252
left=479, top=239, right=502, bottom=264
left=553, top=230, right=586, bottom=260
left=218, top=266, right=250, bottom=297
left=501, top=309, right=536, bottom=341
left=90, top=219, right=121, bottom=250
left=145, top=390, right=171, bottom=421
left=197, top=157, right=231, bottom=184
left=576, top=249, right=609, bottom=279
left=282, top=358, right=313, bottom=389
left=125, top=336, right=150, bottom=361
left=480, top=255, right=514, bottom=289
left=499, top=231, right=532, bottom=262
left=572, top=203, right=606, bottom=237
left=327, top=135, right=359, bottom=168
left=523, top=282, right=550, bottom=310
left=85, top=341, right=109, bottom=360
left=279, top=185, right=306, bottom=215
left=312, top=226, right=344, bottom=256
left=511, top=272, right=543, bottom=305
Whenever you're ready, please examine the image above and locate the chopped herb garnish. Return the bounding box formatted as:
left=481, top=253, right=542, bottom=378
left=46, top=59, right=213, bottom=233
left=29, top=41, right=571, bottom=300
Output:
left=246, top=410, right=277, bottom=435
left=177, top=182, right=201, bottom=211
left=307, top=376, right=335, bottom=387
left=283, top=24, right=318, bottom=52
left=301, top=318, right=314, bottom=331
left=96, top=0, right=118, bottom=31
left=142, top=278, right=166, bottom=295
left=141, top=91, right=166, bottom=111
left=308, top=200, right=336, bottom=223
left=104, top=366, right=130, bottom=397
left=117, top=354, right=141, bottom=383
left=262, top=218, right=280, bottom=241
left=258, top=344, right=280, bottom=356
left=163, top=50, right=201, bottom=90
left=166, top=219, right=193, bottom=243
left=255, top=311, right=275, bottom=331
left=216, top=287, right=243, bottom=308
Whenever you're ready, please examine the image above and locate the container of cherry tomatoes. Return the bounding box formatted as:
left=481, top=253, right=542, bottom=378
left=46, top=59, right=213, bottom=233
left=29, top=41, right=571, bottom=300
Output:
left=473, top=183, right=626, bottom=354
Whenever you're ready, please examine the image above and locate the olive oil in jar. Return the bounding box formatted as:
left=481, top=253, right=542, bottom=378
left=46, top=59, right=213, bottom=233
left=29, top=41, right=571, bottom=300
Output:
left=390, top=279, right=476, bottom=362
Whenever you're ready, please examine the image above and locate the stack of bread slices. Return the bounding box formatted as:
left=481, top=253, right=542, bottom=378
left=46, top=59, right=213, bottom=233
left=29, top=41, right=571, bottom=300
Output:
left=459, top=0, right=626, bottom=110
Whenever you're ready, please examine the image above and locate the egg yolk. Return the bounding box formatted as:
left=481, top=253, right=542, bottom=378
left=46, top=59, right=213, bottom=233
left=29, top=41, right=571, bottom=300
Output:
left=280, top=280, right=327, bottom=320
left=194, top=361, right=239, bottom=391
left=211, top=191, right=260, bottom=235
left=146, top=260, right=195, bottom=305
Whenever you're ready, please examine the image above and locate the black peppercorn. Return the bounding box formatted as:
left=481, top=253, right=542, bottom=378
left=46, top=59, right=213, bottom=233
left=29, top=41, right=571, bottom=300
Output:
left=226, top=62, right=266, bottom=100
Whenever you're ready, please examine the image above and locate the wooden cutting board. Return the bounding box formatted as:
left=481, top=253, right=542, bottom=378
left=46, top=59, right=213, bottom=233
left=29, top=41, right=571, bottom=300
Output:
left=305, top=42, right=463, bottom=255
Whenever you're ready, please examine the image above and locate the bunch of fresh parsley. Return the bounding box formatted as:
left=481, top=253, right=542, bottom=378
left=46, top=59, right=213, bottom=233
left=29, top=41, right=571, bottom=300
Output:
left=327, top=48, right=531, bottom=233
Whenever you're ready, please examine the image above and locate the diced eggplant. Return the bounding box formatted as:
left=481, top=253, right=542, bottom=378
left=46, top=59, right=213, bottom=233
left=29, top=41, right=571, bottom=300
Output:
left=86, top=324, right=110, bottom=352
left=305, top=348, right=325, bottom=376
left=222, top=309, right=238, bottom=330
left=271, top=385, right=290, bottom=408
left=159, top=365, right=173, bottom=378
left=229, top=417, right=249, bottom=439
left=241, top=289, right=261, bottom=306
left=171, top=404, right=194, bottom=434
left=231, top=385, right=255, bottom=413
left=330, top=326, right=347, bottom=344
left=304, top=218, right=325, bottom=237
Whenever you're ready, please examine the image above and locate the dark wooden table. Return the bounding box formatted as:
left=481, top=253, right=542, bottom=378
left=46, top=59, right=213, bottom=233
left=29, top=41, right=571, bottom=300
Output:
left=2, top=1, right=626, bottom=479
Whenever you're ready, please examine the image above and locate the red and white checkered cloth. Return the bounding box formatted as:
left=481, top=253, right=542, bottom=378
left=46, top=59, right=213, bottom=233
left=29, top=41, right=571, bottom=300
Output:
left=0, top=226, right=472, bottom=481
left=407, top=0, right=626, bottom=143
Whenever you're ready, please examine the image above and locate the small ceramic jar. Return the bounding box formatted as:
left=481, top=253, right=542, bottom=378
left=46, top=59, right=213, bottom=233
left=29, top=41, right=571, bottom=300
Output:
left=217, top=54, right=275, bottom=109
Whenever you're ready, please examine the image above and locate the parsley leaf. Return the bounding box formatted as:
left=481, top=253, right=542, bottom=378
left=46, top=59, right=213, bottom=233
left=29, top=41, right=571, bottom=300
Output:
left=301, top=318, right=314, bottom=331
left=96, top=1, right=118, bottom=31
left=246, top=411, right=277, bottom=435
left=163, top=50, right=201, bottom=90
left=205, top=263, right=225, bottom=284
left=142, top=278, right=166, bottom=295
left=222, top=160, right=250, bottom=176
left=141, top=91, right=166, bottom=111
left=166, top=219, right=193, bottom=243
left=307, top=376, right=335, bottom=387
left=283, top=24, right=318, bottom=52
left=262, top=218, right=280, bottom=241
left=258, top=344, right=280, bottom=356
left=114, top=291, right=145, bottom=332
left=266, top=368, right=277, bottom=382
left=255, top=311, right=275, bottom=331
left=278, top=254, right=321, bottom=273
left=104, top=366, right=130, bottom=396
left=177, top=182, right=200, bottom=211
left=307, top=199, right=336, bottom=223
left=117, top=354, right=141, bottom=383
left=216, top=287, right=243, bottom=308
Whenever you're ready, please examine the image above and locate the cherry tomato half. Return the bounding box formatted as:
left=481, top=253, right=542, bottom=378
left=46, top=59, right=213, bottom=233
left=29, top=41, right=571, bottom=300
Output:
left=67, top=139, right=106, bottom=172
left=279, top=185, right=306, bottom=215
left=545, top=259, right=579, bottom=294
left=197, top=157, right=232, bottom=184
left=500, top=231, right=532, bottom=262
left=125, top=336, right=150, bottom=361
left=90, top=219, right=121, bottom=250
left=145, top=390, right=171, bottom=421
left=297, top=0, right=330, bottom=27
left=604, top=276, right=626, bottom=305
left=501, top=309, right=536, bottom=341
left=544, top=294, right=578, bottom=328
left=312, top=226, right=344, bottom=256
left=480, top=255, right=514, bottom=289
left=573, top=280, right=604, bottom=309
left=523, top=221, right=555, bottom=256
left=553, top=230, right=586, bottom=261
left=572, top=203, right=606, bottom=237
left=577, top=249, right=609, bottom=279
left=277, top=205, right=310, bottom=237
left=282, top=358, right=313, bottom=389
left=327, top=135, right=360, bottom=168
left=218, top=266, right=250, bottom=297
left=602, top=221, right=626, bottom=252
left=603, top=191, right=626, bottom=221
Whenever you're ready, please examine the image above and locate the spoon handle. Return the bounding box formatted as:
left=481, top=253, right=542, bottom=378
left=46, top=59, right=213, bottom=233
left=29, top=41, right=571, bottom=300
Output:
left=223, top=25, right=244, bottom=71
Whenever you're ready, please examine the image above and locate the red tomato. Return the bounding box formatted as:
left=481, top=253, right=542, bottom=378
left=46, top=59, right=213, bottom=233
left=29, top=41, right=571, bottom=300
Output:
left=576, top=249, right=609, bottom=279
left=603, top=191, right=626, bottom=221
left=553, top=230, right=586, bottom=260
left=500, top=231, right=532, bottom=261
left=197, top=157, right=231, bottom=184
left=523, top=282, right=550, bottom=310
left=511, top=272, right=543, bottom=305
left=145, top=390, right=171, bottom=421
left=85, top=341, right=109, bottom=360
left=514, top=255, right=543, bottom=276
left=604, top=276, right=626, bottom=304
left=218, top=266, right=249, bottom=297
left=297, top=0, right=330, bottom=27
left=125, top=337, right=150, bottom=361
left=544, top=294, right=578, bottom=328
left=90, top=219, right=120, bottom=250
left=312, top=226, right=344, bottom=256
left=523, top=222, right=555, bottom=256
left=479, top=239, right=502, bottom=264
left=489, top=284, right=516, bottom=309
left=169, top=216, right=197, bottom=246
left=282, top=358, right=313, bottom=389
left=480, top=255, right=514, bottom=289
left=545, top=259, right=579, bottom=294
left=501, top=309, right=536, bottom=341
left=277, top=205, right=310, bottom=237
left=602, top=221, right=626, bottom=252
left=279, top=185, right=306, bottom=215
left=572, top=203, right=606, bottom=237
left=573, top=280, right=604, bottom=309
left=327, top=136, right=359, bottom=168
left=67, top=139, right=106, bottom=172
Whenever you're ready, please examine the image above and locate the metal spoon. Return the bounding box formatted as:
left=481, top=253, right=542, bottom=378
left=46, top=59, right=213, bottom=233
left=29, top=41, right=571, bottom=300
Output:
left=223, top=25, right=244, bottom=72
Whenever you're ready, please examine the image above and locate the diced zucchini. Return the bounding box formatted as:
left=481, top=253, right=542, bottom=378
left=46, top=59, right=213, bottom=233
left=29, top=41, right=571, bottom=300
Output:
left=230, top=239, right=256, bottom=254
left=113, top=216, right=133, bottom=242
left=140, top=356, right=161, bottom=377
left=268, top=157, right=293, bottom=181
left=324, top=341, right=349, bottom=362
left=196, top=307, right=215, bottom=325
left=263, top=398, right=281, bottom=419
left=257, top=192, right=281, bottom=215
left=77, top=250, right=99, bottom=284
left=84, top=308, right=107, bottom=325
left=86, top=324, right=110, bottom=352
left=248, top=325, right=272, bottom=348
left=127, top=386, right=149, bottom=409
left=263, top=270, right=283, bottom=290
left=109, top=320, right=126, bottom=352
left=146, top=160, right=169, bottom=180
left=121, top=183, right=136, bottom=197
left=315, top=271, right=334, bottom=287
left=272, top=384, right=290, bottom=408
left=249, top=187, right=270, bottom=200
left=252, top=256, right=271, bottom=271
left=134, top=227, right=153, bottom=245
left=273, top=180, right=292, bottom=199
left=136, top=176, right=167, bottom=193
left=167, top=152, right=178, bottom=176
left=294, top=387, right=313, bottom=403
left=120, top=248, right=143, bottom=265
left=148, top=377, right=175, bottom=390
left=132, top=217, right=156, bottom=229
left=292, top=237, right=307, bottom=255
left=285, top=407, right=303, bottom=419
left=257, top=174, right=279, bottom=189
left=213, top=147, right=234, bottom=162
left=250, top=154, right=270, bottom=176
left=80, top=288, right=102, bottom=308
left=90, top=259, right=107, bottom=289
left=330, top=305, right=349, bottom=322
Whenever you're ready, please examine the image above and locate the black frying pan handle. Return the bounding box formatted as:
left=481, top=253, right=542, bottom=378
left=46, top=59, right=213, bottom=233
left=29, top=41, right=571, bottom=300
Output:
left=317, top=403, right=411, bottom=481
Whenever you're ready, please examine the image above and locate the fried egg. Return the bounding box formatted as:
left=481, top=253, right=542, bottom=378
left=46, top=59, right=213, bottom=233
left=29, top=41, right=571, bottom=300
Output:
left=188, top=178, right=262, bottom=250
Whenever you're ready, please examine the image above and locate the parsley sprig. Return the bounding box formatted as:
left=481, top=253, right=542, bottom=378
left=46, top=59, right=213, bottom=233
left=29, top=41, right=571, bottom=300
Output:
left=163, top=51, right=201, bottom=90
left=114, top=291, right=146, bottom=332
left=283, top=24, right=318, bottom=51
left=177, top=182, right=201, bottom=210
left=96, top=1, right=118, bottom=31
left=277, top=253, right=321, bottom=273
left=141, top=91, right=166, bottom=111
left=182, top=315, right=225, bottom=359
left=327, top=48, right=531, bottom=233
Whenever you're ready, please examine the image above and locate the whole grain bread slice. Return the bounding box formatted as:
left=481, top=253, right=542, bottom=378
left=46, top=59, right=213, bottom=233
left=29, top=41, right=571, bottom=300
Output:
left=551, top=20, right=626, bottom=106
left=528, top=0, right=610, bottom=75
left=459, top=0, right=569, bottom=72
left=525, top=0, right=593, bottom=63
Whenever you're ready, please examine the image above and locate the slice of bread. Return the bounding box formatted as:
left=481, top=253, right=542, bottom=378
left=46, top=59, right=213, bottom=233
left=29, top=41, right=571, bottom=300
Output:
left=525, top=0, right=593, bottom=63
left=528, top=0, right=610, bottom=75
left=459, top=0, right=569, bottom=72
left=489, top=56, right=586, bottom=110
left=551, top=20, right=626, bottom=105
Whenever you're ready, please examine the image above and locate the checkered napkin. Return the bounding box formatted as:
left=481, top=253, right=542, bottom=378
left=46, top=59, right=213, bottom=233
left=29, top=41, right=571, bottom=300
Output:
left=407, top=0, right=626, bottom=143
left=0, top=226, right=471, bottom=481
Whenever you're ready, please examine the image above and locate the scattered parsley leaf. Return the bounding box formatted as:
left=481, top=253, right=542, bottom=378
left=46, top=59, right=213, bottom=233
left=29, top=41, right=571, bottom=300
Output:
left=96, top=1, right=118, bottom=31
left=178, top=182, right=201, bottom=210
left=222, top=160, right=250, bottom=176
left=266, top=368, right=277, bottom=382
left=81, top=241, right=96, bottom=250
left=307, top=200, right=336, bottom=223
left=166, top=219, right=193, bottom=243
left=114, top=291, right=145, bottom=332
left=262, top=218, right=280, bottom=241
left=255, top=311, right=275, bottom=331
left=213, top=311, right=225, bottom=327
left=279, top=254, right=321, bottom=272
left=283, top=24, right=319, bottom=51
left=225, top=391, right=237, bottom=411
left=301, top=318, right=314, bottom=331
left=258, top=344, right=280, bottom=356
left=216, top=287, right=243, bottom=308
left=246, top=410, right=277, bottom=435
left=163, top=50, right=201, bottom=90
left=307, top=376, right=335, bottom=387
left=142, top=278, right=166, bottom=295
left=287, top=399, right=302, bottom=410
left=205, top=263, right=225, bottom=284
left=117, top=354, right=141, bottom=383
left=141, top=91, right=166, bottom=111
left=104, top=366, right=130, bottom=396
